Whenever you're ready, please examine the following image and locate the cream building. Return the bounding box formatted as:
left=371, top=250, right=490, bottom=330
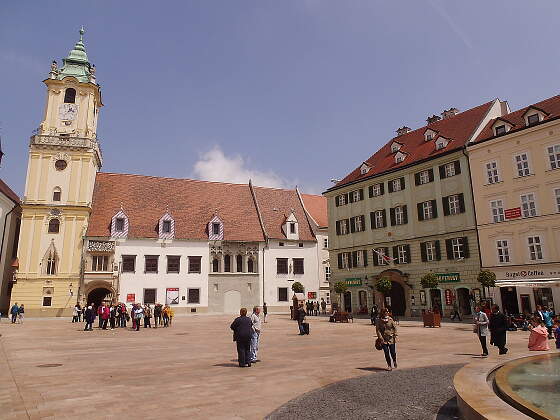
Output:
left=467, top=95, right=560, bottom=314
left=10, top=29, right=102, bottom=316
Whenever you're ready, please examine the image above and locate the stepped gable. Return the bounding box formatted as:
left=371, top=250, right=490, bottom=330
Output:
left=253, top=186, right=316, bottom=241
left=0, top=179, right=20, bottom=204
left=331, top=101, right=495, bottom=189
left=87, top=172, right=265, bottom=241
left=474, top=95, right=560, bottom=143
left=301, top=194, right=328, bottom=228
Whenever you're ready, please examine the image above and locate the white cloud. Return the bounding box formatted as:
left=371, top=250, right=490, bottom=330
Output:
left=192, top=145, right=291, bottom=189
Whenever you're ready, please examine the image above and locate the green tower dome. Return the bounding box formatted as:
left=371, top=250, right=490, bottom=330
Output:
left=56, top=27, right=95, bottom=84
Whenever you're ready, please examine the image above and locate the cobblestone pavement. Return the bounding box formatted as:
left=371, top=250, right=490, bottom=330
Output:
left=0, top=315, right=533, bottom=419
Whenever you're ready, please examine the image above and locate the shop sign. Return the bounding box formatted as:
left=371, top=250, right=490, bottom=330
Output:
left=126, top=293, right=135, bottom=303
left=503, top=269, right=560, bottom=280
left=307, top=292, right=317, bottom=299
left=436, top=273, right=460, bottom=283
left=445, top=289, right=453, bottom=305
left=504, top=207, right=521, bottom=219
left=344, top=278, right=362, bottom=287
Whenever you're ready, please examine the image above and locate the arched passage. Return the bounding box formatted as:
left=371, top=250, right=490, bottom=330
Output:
left=87, top=288, right=113, bottom=307
left=456, top=287, right=472, bottom=315
left=389, top=281, right=406, bottom=316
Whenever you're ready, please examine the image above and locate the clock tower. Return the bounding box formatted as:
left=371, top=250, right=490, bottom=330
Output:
left=10, top=28, right=103, bottom=316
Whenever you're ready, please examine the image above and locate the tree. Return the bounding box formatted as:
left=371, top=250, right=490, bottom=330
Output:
left=333, top=281, right=347, bottom=309
left=477, top=270, right=496, bottom=298
left=291, top=281, right=304, bottom=294
left=420, top=273, right=439, bottom=289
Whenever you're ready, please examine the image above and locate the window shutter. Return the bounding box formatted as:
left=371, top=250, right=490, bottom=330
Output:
left=417, top=202, right=424, bottom=221
left=338, top=253, right=343, bottom=269
left=382, top=209, right=387, bottom=227
left=420, top=242, right=427, bottom=262
left=435, top=241, right=441, bottom=260
left=379, top=183, right=385, bottom=195
left=335, top=195, right=340, bottom=207
left=439, top=165, right=446, bottom=180
left=445, top=239, right=453, bottom=260
left=348, top=192, right=354, bottom=203
left=428, top=168, right=434, bottom=182
left=336, top=221, right=341, bottom=235
left=392, top=246, right=399, bottom=264
left=454, top=161, right=461, bottom=175
left=345, top=193, right=350, bottom=204
left=462, top=237, right=470, bottom=258
left=414, top=172, right=421, bottom=186
left=402, top=205, right=408, bottom=224
left=360, top=215, right=366, bottom=230
left=350, top=217, right=356, bottom=233
left=368, top=185, right=373, bottom=198
left=405, top=245, right=411, bottom=263
left=352, top=251, right=358, bottom=268
left=458, top=193, right=465, bottom=213
left=431, top=199, right=438, bottom=218
left=388, top=180, right=394, bottom=193
left=373, top=250, right=379, bottom=266
left=390, top=207, right=396, bottom=226
left=400, top=177, right=405, bottom=189
left=363, top=250, right=368, bottom=267
left=442, top=196, right=450, bottom=216
left=370, top=212, right=375, bottom=229
left=359, top=189, right=364, bottom=200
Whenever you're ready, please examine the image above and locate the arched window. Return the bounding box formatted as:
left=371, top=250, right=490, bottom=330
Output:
left=212, top=258, right=219, bottom=273
left=247, top=258, right=255, bottom=273
left=224, top=254, right=231, bottom=273
left=64, top=88, right=76, bottom=103
left=48, top=219, right=60, bottom=233
left=53, top=187, right=61, bottom=202
left=236, top=255, right=243, bottom=272
left=43, top=242, right=58, bottom=275
left=46, top=257, right=56, bottom=275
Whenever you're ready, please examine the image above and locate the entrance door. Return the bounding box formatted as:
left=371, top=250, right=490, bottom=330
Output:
left=430, top=289, right=442, bottom=314
left=456, top=288, right=471, bottom=315
left=520, top=294, right=532, bottom=315
left=144, top=288, right=156, bottom=304
left=358, top=290, right=367, bottom=312
left=343, top=291, right=352, bottom=312
left=223, top=290, right=241, bottom=314
left=389, top=281, right=406, bottom=316
left=533, top=288, right=554, bottom=311
left=87, top=288, right=112, bottom=307
left=500, top=287, right=519, bottom=315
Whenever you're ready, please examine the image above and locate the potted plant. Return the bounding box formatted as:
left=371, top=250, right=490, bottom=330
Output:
left=420, top=273, right=441, bottom=327
left=291, top=281, right=304, bottom=294
left=477, top=270, right=496, bottom=299
left=333, top=281, right=347, bottom=310
left=420, top=272, right=439, bottom=289
left=375, top=276, right=392, bottom=306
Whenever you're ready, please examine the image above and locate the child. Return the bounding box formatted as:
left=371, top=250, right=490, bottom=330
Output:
left=528, top=317, right=550, bottom=351
left=553, top=317, right=560, bottom=350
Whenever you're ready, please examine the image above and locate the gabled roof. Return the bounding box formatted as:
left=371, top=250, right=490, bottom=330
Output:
left=301, top=194, right=328, bottom=229
left=475, top=95, right=560, bottom=143
left=0, top=179, right=20, bottom=204
left=252, top=187, right=315, bottom=241
left=87, top=173, right=265, bottom=241
left=329, top=100, right=495, bottom=190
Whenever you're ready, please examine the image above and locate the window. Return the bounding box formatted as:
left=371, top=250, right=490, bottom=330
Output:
left=352, top=215, right=365, bottom=232
left=555, top=188, right=560, bottom=212
left=293, top=258, right=304, bottom=274
left=391, top=143, right=401, bottom=153
left=122, top=255, right=136, bottom=272
left=390, top=178, right=404, bottom=192
left=277, top=258, right=288, bottom=274
left=64, top=88, right=76, bottom=103
left=188, top=256, right=201, bottom=273
left=352, top=190, right=361, bottom=202
left=279, top=242, right=284, bottom=246
left=167, top=256, right=180, bottom=273
left=393, top=205, right=406, bottom=225
left=547, top=145, right=560, bottom=170
left=448, top=194, right=462, bottom=215
left=145, top=255, right=158, bottom=273
left=42, top=296, right=52, bottom=306
left=53, top=187, right=61, bottom=201
left=162, top=220, right=171, bottom=234
left=336, top=219, right=349, bottom=235
left=144, top=289, right=157, bottom=304
left=368, top=183, right=383, bottom=197
left=337, top=252, right=350, bottom=269
left=236, top=255, right=243, bottom=272
left=495, top=125, right=506, bottom=136
left=395, top=245, right=410, bottom=264
left=212, top=258, right=219, bottom=273
left=323, top=238, right=328, bottom=248
left=439, top=161, right=461, bottom=179
left=490, top=200, right=505, bottom=222
left=446, top=237, right=469, bottom=260
left=92, top=255, right=108, bottom=271
left=360, top=164, right=370, bottom=175
left=422, top=201, right=434, bottom=220
left=418, top=170, right=430, bottom=185
left=515, top=153, right=530, bottom=177
left=338, top=194, right=347, bottom=206
left=325, top=266, right=331, bottom=282
left=426, top=133, right=433, bottom=141
left=278, top=287, right=288, bottom=302
left=521, top=193, right=537, bottom=217
left=46, top=257, right=56, bottom=275
left=422, top=241, right=437, bottom=262
left=528, top=236, right=543, bottom=260
left=436, top=139, right=446, bottom=150
left=374, top=248, right=389, bottom=266
left=444, top=162, right=456, bottom=177
left=395, top=153, right=405, bottom=163
left=187, top=288, right=200, bottom=304
left=212, top=223, right=221, bottom=235
left=486, top=161, right=500, bottom=184
left=247, top=258, right=255, bottom=273
left=497, top=240, right=510, bottom=263
left=290, top=222, right=296, bottom=234
left=527, top=113, right=540, bottom=125
left=115, top=218, right=125, bottom=232
left=298, top=242, right=303, bottom=248
left=374, top=210, right=385, bottom=229
left=48, top=219, right=60, bottom=233
left=224, top=255, right=231, bottom=272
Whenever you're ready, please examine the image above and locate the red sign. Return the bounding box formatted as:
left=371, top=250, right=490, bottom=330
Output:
left=126, top=293, right=135, bottom=303
left=445, top=289, right=453, bottom=305
left=307, top=292, right=317, bottom=299
left=505, top=207, right=521, bottom=219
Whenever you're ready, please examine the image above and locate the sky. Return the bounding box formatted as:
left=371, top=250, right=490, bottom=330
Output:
left=1, top=1, right=560, bottom=197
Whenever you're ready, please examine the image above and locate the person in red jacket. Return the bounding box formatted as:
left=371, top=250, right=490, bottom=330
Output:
left=100, top=304, right=110, bottom=330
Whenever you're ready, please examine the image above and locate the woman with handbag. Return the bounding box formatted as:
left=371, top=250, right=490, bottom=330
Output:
left=375, top=308, right=398, bottom=371
left=474, top=305, right=490, bottom=357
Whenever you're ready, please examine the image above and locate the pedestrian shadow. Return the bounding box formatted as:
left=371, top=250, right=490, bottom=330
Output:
left=355, top=367, right=388, bottom=372
left=435, top=396, right=460, bottom=419
left=454, top=353, right=482, bottom=357
left=213, top=363, right=239, bottom=368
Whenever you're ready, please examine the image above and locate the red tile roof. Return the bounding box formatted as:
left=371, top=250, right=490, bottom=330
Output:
left=252, top=187, right=316, bottom=241
left=88, top=173, right=265, bottom=241
left=0, top=178, right=19, bottom=204
left=301, top=194, right=328, bottom=228
left=329, top=101, right=496, bottom=190
left=475, top=95, right=560, bottom=143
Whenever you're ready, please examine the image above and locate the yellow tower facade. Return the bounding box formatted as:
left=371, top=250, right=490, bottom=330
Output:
left=11, top=29, right=103, bottom=316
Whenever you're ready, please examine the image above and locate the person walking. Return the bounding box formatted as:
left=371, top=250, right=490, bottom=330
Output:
left=109, top=304, right=116, bottom=330
left=17, top=304, right=25, bottom=324
left=72, top=304, right=80, bottom=323
left=474, top=305, right=490, bottom=357
left=542, top=307, right=554, bottom=339
left=249, top=306, right=261, bottom=363
left=10, top=302, right=19, bottom=324
left=154, top=303, right=162, bottom=328
left=230, top=308, right=253, bottom=368
left=100, top=304, right=109, bottom=330
left=262, top=302, right=268, bottom=323
left=162, top=305, right=170, bottom=327
left=134, top=304, right=144, bottom=331
left=528, top=317, right=550, bottom=351
left=376, top=308, right=398, bottom=371
left=451, top=299, right=462, bottom=321
left=297, top=304, right=306, bottom=335
left=84, top=306, right=94, bottom=331
left=77, top=303, right=82, bottom=322
left=489, top=305, right=508, bottom=355
left=321, top=298, right=327, bottom=315
left=144, top=304, right=152, bottom=328
left=168, top=306, right=175, bottom=326
left=370, top=304, right=379, bottom=325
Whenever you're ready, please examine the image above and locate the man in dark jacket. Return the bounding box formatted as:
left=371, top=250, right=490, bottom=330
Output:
left=297, top=304, right=306, bottom=335
left=230, top=308, right=253, bottom=367
left=489, top=304, right=508, bottom=355
left=84, top=305, right=95, bottom=331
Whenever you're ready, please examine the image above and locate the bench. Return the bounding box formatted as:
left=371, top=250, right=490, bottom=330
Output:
left=329, top=312, right=353, bottom=323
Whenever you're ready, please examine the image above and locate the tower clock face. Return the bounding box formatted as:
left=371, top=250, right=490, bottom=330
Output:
left=58, top=103, right=78, bottom=121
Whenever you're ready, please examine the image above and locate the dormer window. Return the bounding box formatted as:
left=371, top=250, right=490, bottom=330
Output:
left=360, top=162, right=371, bottom=175
left=162, top=220, right=171, bottom=233
left=527, top=114, right=540, bottom=126
left=283, top=211, right=299, bottom=240
left=158, top=212, right=175, bottom=240
left=424, top=129, right=437, bottom=142
left=435, top=138, right=449, bottom=150
left=395, top=151, right=406, bottom=163
left=495, top=125, right=506, bottom=136
left=115, top=218, right=125, bottom=232
left=213, top=223, right=220, bottom=235
left=111, top=209, right=129, bottom=238
left=290, top=222, right=296, bottom=234
left=523, top=107, right=547, bottom=127
left=391, top=142, right=402, bottom=153
left=208, top=215, right=224, bottom=240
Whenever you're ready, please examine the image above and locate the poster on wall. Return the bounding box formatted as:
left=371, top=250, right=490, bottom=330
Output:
left=126, top=293, right=135, bottom=303
left=166, top=288, right=179, bottom=305
left=307, top=292, right=317, bottom=299
left=445, top=289, right=453, bottom=305
left=419, top=290, right=426, bottom=305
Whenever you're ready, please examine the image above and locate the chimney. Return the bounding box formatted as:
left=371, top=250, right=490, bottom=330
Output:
left=426, top=115, right=441, bottom=124
left=396, top=126, right=411, bottom=136
left=441, top=107, right=459, bottom=119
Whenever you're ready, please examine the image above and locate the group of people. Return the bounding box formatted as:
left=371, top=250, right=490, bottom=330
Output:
left=8, top=302, right=24, bottom=324
left=230, top=306, right=262, bottom=367
left=74, top=302, right=175, bottom=331
left=304, top=299, right=327, bottom=316
left=473, top=304, right=560, bottom=356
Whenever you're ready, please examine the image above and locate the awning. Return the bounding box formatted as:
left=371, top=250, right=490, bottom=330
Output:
left=495, top=278, right=560, bottom=288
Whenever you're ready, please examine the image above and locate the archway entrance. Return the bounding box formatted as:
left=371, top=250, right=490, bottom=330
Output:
left=500, top=287, right=519, bottom=315
left=389, top=281, right=406, bottom=316
left=87, top=288, right=113, bottom=307
left=457, top=288, right=472, bottom=315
